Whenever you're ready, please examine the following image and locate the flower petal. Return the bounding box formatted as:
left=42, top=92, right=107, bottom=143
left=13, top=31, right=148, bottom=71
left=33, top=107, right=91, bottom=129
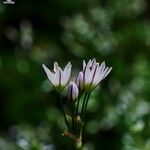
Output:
left=96, top=67, right=109, bottom=84
left=84, top=68, right=92, bottom=85
left=83, top=60, right=86, bottom=71
left=84, top=59, right=92, bottom=80
left=91, top=63, right=99, bottom=85
left=54, top=62, right=59, bottom=73
left=103, top=67, right=112, bottom=79
left=42, top=64, right=58, bottom=86
left=63, top=62, right=72, bottom=85
left=99, top=61, right=106, bottom=74
left=84, top=59, right=98, bottom=86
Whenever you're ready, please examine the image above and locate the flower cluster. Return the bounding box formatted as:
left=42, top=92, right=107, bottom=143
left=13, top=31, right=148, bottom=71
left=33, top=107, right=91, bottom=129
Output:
left=43, top=58, right=112, bottom=94
left=42, top=58, right=112, bottom=147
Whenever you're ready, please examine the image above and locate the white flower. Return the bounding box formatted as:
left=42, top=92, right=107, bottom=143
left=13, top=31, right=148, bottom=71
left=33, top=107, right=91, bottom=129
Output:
left=42, top=62, right=72, bottom=92
left=68, top=81, right=79, bottom=102
left=83, top=58, right=112, bottom=91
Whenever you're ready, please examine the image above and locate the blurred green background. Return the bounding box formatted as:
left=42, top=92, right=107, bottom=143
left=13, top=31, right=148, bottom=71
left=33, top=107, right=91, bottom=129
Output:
left=0, top=0, right=150, bottom=149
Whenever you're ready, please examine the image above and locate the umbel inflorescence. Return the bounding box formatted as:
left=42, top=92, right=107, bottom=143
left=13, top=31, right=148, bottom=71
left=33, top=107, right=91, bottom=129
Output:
left=42, top=58, right=112, bottom=148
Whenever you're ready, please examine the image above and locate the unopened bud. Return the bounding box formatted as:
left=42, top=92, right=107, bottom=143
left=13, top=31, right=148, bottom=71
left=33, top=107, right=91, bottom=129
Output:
left=74, top=115, right=82, bottom=125
left=68, top=81, right=79, bottom=102
left=66, top=114, right=72, bottom=130
left=76, top=71, right=84, bottom=91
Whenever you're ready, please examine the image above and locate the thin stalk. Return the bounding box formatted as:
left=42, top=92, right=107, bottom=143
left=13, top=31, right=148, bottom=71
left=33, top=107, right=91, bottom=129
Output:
left=60, top=95, right=69, bottom=128
left=70, top=103, right=75, bottom=134
left=82, top=92, right=91, bottom=119
left=75, top=136, right=83, bottom=150
left=80, top=92, right=88, bottom=119
left=76, top=97, right=80, bottom=116
left=75, top=125, right=83, bottom=150
left=75, top=93, right=83, bottom=116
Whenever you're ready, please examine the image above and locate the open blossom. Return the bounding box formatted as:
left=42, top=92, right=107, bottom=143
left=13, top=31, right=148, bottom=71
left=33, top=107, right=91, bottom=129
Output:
left=68, top=81, right=79, bottom=102
left=42, top=62, right=72, bottom=92
left=83, top=58, right=112, bottom=91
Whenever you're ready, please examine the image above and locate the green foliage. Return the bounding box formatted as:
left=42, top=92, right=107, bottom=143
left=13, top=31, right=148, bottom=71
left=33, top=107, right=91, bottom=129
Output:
left=0, top=0, right=150, bottom=149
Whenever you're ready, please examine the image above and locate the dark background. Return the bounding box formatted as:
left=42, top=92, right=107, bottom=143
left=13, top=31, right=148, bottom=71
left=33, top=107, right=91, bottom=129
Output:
left=0, top=0, right=150, bottom=149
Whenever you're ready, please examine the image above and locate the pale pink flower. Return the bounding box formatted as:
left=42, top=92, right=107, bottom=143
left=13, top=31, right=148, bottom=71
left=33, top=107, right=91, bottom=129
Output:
left=42, top=62, right=72, bottom=92
left=83, top=58, right=112, bottom=90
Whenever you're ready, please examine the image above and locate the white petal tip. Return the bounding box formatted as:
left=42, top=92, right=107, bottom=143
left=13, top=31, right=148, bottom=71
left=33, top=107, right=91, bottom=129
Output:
left=102, top=61, right=105, bottom=64
left=54, top=61, right=58, bottom=65
left=68, top=62, right=72, bottom=66
left=110, top=67, right=113, bottom=70
left=42, top=64, right=46, bottom=69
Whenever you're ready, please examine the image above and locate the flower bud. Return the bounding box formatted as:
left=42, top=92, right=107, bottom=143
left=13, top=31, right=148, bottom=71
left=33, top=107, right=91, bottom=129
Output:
left=76, top=71, right=84, bottom=91
left=66, top=114, right=72, bottom=130
left=74, top=115, right=82, bottom=126
left=68, top=81, right=79, bottom=102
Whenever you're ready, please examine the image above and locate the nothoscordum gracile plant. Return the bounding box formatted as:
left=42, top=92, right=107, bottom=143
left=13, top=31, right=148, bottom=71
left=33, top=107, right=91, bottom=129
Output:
left=42, top=59, right=112, bottom=149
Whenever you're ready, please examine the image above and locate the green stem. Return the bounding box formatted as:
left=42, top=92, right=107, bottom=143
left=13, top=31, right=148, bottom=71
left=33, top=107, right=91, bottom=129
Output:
left=76, top=97, right=80, bottom=115
left=60, top=95, right=69, bottom=128
left=71, top=104, right=75, bottom=134
left=75, top=93, right=83, bottom=116
left=75, top=136, right=83, bottom=150
left=82, top=92, right=91, bottom=119
left=80, top=92, right=88, bottom=119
